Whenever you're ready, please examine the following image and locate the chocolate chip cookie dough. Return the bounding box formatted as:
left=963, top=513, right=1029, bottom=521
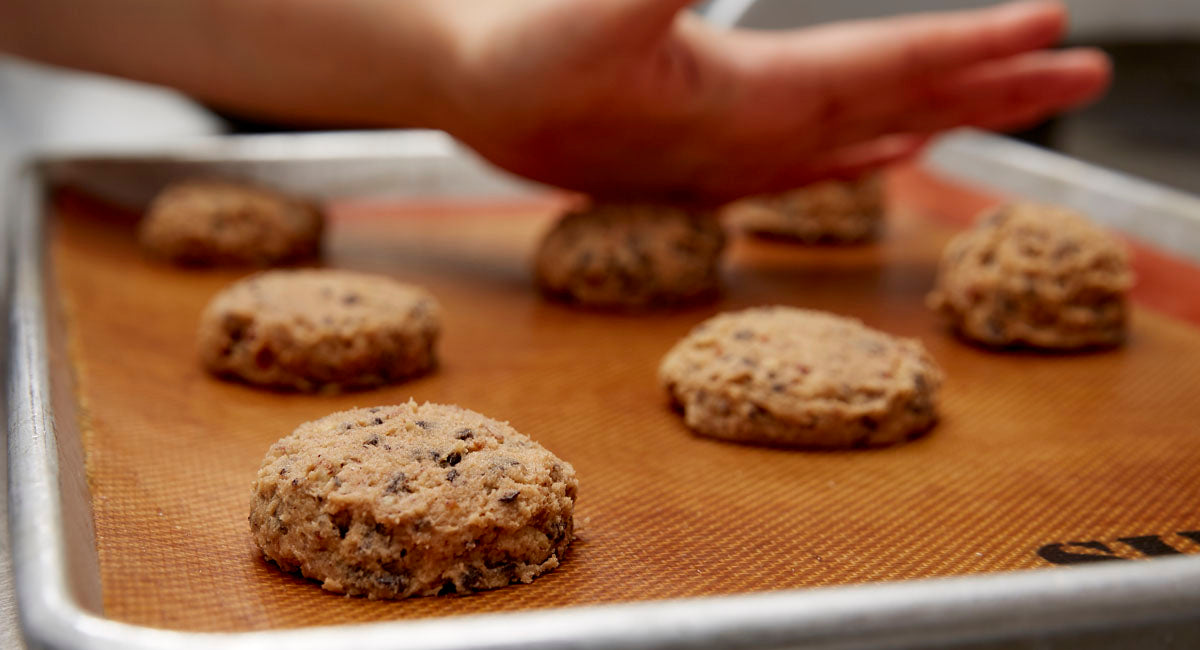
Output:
left=927, top=203, right=1133, bottom=349
left=533, top=203, right=726, bottom=309
left=723, top=174, right=884, bottom=243
left=139, top=179, right=324, bottom=266
left=659, top=307, right=942, bottom=448
left=250, top=401, right=578, bottom=599
left=198, top=269, right=439, bottom=391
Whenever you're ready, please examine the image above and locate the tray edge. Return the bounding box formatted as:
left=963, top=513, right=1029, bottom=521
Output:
left=9, top=130, right=1200, bottom=650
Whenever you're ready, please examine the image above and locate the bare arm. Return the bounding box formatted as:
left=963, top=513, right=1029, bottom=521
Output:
left=0, top=0, right=459, bottom=127
left=0, top=0, right=1110, bottom=201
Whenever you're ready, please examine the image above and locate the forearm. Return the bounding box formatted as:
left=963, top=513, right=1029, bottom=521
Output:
left=0, top=0, right=462, bottom=128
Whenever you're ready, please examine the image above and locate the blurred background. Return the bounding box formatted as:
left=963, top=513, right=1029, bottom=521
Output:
left=2, top=0, right=1198, bottom=193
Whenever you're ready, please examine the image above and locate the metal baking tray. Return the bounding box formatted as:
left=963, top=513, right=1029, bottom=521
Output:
left=7, top=129, right=1200, bottom=649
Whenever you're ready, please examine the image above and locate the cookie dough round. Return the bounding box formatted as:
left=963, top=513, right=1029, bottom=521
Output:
left=659, top=307, right=942, bottom=448
left=927, top=203, right=1133, bottom=349
left=250, top=401, right=578, bottom=599
left=198, top=269, right=439, bottom=391
left=139, top=179, right=324, bottom=265
left=724, top=175, right=883, bottom=243
left=533, top=203, right=726, bottom=308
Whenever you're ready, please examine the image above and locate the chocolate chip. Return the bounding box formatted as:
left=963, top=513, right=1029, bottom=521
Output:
left=331, top=512, right=351, bottom=538
left=363, top=435, right=380, bottom=446
left=490, top=562, right=517, bottom=580
left=437, top=581, right=458, bottom=596
left=441, top=452, right=462, bottom=467
left=446, top=468, right=459, bottom=482
left=291, top=478, right=298, bottom=486
left=224, top=315, right=250, bottom=344
left=253, top=346, right=275, bottom=369
left=342, top=293, right=360, bottom=305
left=771, top=383, right=787, bottom=393
left=373, top=417, right=384, bottom=426
left=415, top=420, right=432, bottom=430
left=278, top=467, right=288, bottom=476
left=385, top=472, right=410, bottom=495
left=913, top=374, right=929, bottom=393
left=342, top=422, right=354, bottom=430
left=547, top=519, right=568, bottom=544
left=461, top=565, right=483, bottom=590
left=375, top=569, right=407, bottom=591
left=455, top=429, right=474, bottom=440
left=575, top=250, right=594, bottom=271
left=985, top=315, right=1006, bottom=340
left=499, top=490, right=519, bottom=503
left=998, top=295, right=1018, bottom=314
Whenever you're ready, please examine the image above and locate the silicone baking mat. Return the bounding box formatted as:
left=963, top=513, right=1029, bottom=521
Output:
left=47, top=166, right=1200, bottom=632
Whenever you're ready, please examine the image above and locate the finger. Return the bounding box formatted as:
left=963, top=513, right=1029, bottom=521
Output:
left=822, top=47, right=1110, bottom=148
left=727, top=0, right=1068, bottom=115
left=794, top=133, right=932, bottom=184
left=702, top=133, right=930, bottom=201
left=929, top=47, right=1110, bottom=130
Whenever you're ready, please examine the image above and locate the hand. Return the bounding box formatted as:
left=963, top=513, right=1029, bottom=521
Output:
left=0, top=0, right=1109, bottom=203
left=434, top=0, right=1110, bottom=202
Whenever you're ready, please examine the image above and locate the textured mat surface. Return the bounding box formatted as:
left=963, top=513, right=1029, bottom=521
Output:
left=48, top=166, right=1200, bottom=632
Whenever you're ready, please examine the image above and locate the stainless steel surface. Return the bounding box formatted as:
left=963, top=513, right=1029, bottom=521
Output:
left=7, top=129, right=1200, bottom=650
left=38, top=130, right=541, bottom=208
left=1, top=152, right=24, bottom=650
left=928, top=129, right=1200, bottom=263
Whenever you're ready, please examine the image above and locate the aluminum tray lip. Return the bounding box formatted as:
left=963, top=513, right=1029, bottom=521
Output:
left=32, top=129, right=465, bottom=164
left=927, top=130, right=1200, bottom=264
left=8, top=130, right=1200, bottom=650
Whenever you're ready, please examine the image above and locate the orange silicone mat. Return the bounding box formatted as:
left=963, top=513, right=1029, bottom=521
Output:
left=47, top=166, right=1200, bottom=632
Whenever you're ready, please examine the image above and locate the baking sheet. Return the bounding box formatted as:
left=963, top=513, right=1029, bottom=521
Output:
left=10, top=130, right=1200, bottom=650
left=42, top=164, right=1200, bottom=632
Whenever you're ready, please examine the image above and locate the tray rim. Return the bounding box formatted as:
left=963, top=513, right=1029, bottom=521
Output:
left=8, top=129, right=1200, bottom=650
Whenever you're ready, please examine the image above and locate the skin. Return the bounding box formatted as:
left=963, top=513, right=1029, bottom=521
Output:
left=0, top=0, right=1110, bottom=202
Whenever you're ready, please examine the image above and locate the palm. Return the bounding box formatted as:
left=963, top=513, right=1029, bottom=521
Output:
left=445, top=0, right=1108, bottom=202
